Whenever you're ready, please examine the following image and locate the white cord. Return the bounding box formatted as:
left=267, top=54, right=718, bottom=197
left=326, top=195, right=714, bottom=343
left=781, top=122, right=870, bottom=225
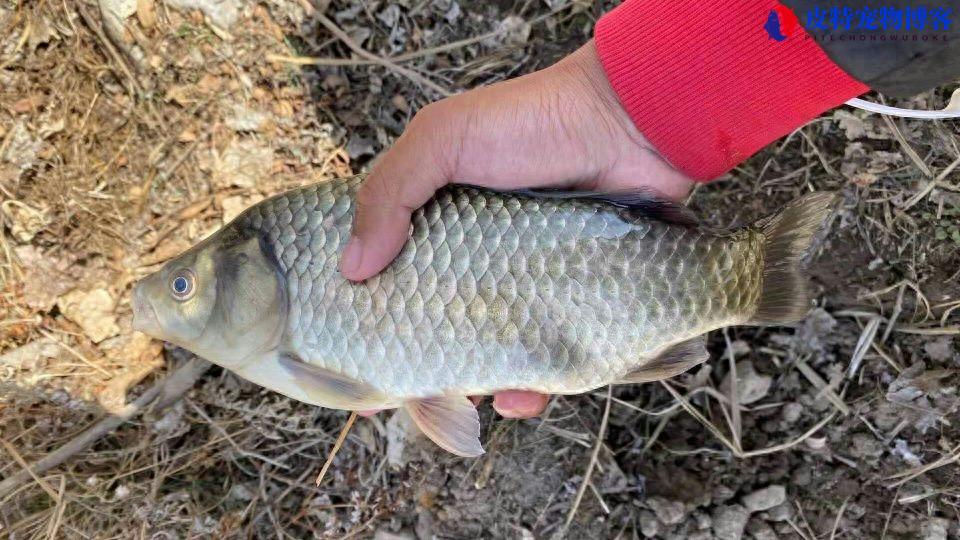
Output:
left=845, top=88, right=960, bottom=119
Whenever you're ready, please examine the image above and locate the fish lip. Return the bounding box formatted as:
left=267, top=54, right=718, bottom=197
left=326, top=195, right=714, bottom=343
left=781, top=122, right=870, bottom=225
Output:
left=131, top=281, right=161, bottom=336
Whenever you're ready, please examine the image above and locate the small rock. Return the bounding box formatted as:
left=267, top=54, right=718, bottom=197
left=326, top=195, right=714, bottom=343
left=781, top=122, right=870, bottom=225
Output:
left=921, top=517, right=949, bottom=540
left=794, top=308, right=837, bottom=355
left=746, top=518, right=778, bottom=540
left=712, top=504, right=750, bottom=540
left=638, top=510, right=659, bottom=538
left=99, top=0, right=136, bottom=39
left=781, top=402, right=803, bottom=425
left=742, top=485, right=786, bottom=513
left=720, top=360, right=772, bottom=405
left=386, top=408, right=420, bottom=468
left=692, top=510, right=712, bottom=530
left=728, top=339, right=751, bottom=357
left=713, top=484, right=736, bottom=504
left=59, top=288, right=120, bottom=343
left=113, top=484, right=131, bottom=500
left=924, top=337, right=955, bottom=363
left=373, top=529, right=415, bottom=540
left=647, top=496, right=687, bottom=525
left=849, top=433, right=884, bottom=459
left=765, top=502, right=794, bottom=522
left=345, top=134, right=376, bottom=160
left=165, top=0, right=240, bottom=29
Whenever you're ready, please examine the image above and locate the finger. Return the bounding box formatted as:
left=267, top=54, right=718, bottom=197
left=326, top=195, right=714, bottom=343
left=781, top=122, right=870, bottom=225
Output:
left=358, top=409, right=383, bottom=417
left=339, top=104, right=458, bottom=281
left=493, top=391, right=549, bottom=419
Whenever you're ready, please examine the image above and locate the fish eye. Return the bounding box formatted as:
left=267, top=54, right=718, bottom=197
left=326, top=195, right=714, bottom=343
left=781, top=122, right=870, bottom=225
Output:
left=169, top=269, right=196, bottom=301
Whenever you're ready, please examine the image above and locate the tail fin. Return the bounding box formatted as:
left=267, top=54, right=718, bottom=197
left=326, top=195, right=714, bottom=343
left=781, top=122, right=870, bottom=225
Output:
left=749, top=192, right=839, bottom=325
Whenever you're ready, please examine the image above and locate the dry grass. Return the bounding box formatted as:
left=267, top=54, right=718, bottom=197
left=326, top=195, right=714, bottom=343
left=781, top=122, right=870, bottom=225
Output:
left=2, top=0, right=959, bottom=538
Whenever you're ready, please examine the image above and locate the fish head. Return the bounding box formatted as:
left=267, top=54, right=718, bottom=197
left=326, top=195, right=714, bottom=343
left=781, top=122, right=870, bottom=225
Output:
left=132, top=226, right=287, bottom=367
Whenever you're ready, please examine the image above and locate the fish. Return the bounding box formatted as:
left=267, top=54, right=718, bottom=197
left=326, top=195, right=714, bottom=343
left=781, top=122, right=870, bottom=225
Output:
left=132, top=175, right=837, bottom=456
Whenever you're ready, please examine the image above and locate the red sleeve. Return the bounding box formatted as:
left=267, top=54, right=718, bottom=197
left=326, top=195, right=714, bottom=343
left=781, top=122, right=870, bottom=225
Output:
left=594, top=0, right=869, bottom=181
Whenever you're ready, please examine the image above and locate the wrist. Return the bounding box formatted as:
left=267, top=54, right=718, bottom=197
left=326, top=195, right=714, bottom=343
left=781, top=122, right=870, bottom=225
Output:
left=544, top=40, right=695, bottom=200
left=594, top=0, right=868, bottom=181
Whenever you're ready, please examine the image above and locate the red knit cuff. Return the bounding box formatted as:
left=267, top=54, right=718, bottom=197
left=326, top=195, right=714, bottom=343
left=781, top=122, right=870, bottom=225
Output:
left=595, top=0, right=869, bottom=181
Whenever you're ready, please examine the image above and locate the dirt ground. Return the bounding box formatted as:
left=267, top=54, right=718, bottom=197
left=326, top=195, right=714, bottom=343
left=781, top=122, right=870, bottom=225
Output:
left=2, top=0, right=959, bottom=538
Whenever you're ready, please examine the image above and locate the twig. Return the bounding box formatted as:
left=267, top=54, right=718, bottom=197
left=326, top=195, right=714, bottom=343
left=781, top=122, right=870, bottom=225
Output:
left=723, top=329, right=742, bottom=451
left=37, top=328, right=112, bottom=377
left=0, top=357, right=209, bottom=499
left=312, top=12, right=450, bottom=97
left=272, top=5, right=572, bottom=67
left=741, top=412, right=837, bottom=458
left=880, top=113, right=934, bottom=177
left=885, top=443, right=960, bottom=488
left=75, top=3, right=141, bottom=99
left=661, top=380, right=838, bottom=458
left=187, top=401, right=291, bottom=470
left=901, top=155, right=960, bottom=210
left=829, top=496, right=852, bottom=540
left=846, top=316, right=881, bottom=380
left=894, top=325, right=960, bottom=335
left=562, top=386, right=612, bottom=534
left=795, top=357, right=850, bottom=416
left=0, top=439, right=61, bottom=503
left=316, top=412, right=358, bottom=486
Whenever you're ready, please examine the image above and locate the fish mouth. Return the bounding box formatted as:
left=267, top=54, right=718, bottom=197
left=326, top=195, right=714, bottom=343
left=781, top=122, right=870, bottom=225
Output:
left=131, top=281, right=162, bottom=337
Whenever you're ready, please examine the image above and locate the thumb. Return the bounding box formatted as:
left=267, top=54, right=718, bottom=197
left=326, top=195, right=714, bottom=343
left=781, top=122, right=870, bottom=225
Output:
left=339, top=104, right=459, bottom=281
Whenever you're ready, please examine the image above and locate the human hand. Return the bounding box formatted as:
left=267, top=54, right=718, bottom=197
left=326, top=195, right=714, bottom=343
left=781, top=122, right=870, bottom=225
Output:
left=342, top=40, right=695, bottom=419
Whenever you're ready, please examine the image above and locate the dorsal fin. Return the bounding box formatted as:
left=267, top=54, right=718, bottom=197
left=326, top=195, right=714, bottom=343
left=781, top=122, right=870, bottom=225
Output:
left=496, top=187, right=699, bottom=226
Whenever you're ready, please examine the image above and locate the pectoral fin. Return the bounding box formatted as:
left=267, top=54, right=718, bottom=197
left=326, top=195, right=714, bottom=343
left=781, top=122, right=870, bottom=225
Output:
left=406, top=396, right=484, bottom=457
left=619, top=337, right=710, bottom=384
left=278, top=354, right=386, bottom=410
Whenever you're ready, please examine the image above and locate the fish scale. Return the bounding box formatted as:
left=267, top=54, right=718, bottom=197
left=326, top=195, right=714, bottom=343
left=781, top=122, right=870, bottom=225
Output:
left=234, top=176, right=762, bottom=397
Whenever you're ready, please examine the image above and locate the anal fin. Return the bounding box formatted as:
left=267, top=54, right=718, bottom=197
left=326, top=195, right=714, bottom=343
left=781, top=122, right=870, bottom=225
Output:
left=406, top=396, right=484, bottom=457
left=277, top=354, right=386, bottom=410
left=619, top=337, right=710, bottom=384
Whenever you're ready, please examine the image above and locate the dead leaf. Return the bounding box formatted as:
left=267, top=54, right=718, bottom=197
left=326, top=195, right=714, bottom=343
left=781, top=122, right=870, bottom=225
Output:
left=164, top=84, right=193, bottom=106
left=59, top=288, right=120, bottom=344
left=212, top=138, right=273, bottom=190
left=176, top=196, right=213, bottom=220
left=38, top=118, right=66, bottom=139
left=12, top=95, right=46, bottom=114
left=2, top=201, right=50, bottom=242
left=13, top=245, right=76, bottom=312
left=141, top=237, right=191, bottom=266
left=196, top=73, right=222, bottom=94
left=225, top=103, right=271, bottom=132
left=221, top=194, right=264, bottom=224
left=136, top=0, right=157, bottom=28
